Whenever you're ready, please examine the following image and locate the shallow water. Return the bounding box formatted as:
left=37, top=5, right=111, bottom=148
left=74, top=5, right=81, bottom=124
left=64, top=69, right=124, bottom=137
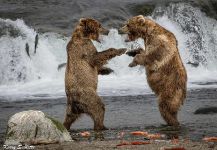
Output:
left=0, top=88, right=216, bottom=144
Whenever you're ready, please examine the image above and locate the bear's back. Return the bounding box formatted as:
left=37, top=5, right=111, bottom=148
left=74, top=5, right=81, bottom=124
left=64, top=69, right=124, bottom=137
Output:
left=145, top=23, right=187, bottom=98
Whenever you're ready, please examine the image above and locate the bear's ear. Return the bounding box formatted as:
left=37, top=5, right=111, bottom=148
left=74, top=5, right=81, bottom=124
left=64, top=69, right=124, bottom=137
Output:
left=138, top=17, right=145, bottom=26
left=79, top=18, right=87, bottom=25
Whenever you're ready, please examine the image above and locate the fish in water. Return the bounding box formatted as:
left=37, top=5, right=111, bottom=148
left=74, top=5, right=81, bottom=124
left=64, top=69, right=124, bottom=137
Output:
left=186, top=61, right=199, bottom=67
left=25, top=43, right=30, bottom=58
left=57, top=63, right=66, bottom=71
left=34, top=34, right=39, bottom=54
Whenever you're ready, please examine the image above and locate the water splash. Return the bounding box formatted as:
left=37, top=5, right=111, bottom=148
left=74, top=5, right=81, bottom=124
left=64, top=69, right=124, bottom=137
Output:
left=152, top=3, right=217, bottom=68
left=0, top=19, right=66, bottom=85
left=0, top=2, right=217, bottom=100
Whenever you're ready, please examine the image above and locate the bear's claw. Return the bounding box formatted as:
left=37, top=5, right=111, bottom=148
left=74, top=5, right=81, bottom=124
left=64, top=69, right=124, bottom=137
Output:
left=129, top=62, right=137, bottom=67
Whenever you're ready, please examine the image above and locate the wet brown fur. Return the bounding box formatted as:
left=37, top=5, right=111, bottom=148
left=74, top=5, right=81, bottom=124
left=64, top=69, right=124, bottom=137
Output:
left=63, top=18, right=126, bottom=130
left=121, top=15, right=187, bottom=126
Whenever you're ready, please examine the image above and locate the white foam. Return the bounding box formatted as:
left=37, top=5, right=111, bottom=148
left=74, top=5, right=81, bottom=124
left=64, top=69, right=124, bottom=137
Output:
left=0, top=3, right=217, bottom=101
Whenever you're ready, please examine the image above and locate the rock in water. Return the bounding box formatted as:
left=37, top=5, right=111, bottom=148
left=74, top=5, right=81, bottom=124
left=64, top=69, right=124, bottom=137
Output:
left=194, top=107, right=217, bottom=114
left=5, top=110, right=72, bottom=145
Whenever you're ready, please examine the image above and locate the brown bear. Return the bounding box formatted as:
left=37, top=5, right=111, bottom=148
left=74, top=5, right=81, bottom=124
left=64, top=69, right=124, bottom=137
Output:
left=64, top=18, right=126, bottom=131
left=119, top=15, right=187, bottom=126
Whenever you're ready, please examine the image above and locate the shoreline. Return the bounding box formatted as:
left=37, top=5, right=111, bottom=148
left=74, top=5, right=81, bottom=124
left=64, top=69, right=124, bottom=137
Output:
left=35, top=140, right=214, bottom=150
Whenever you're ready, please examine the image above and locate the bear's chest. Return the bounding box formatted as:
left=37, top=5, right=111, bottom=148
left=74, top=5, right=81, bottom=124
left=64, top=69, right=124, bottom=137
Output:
left=70, top=42, right=96, bottom=59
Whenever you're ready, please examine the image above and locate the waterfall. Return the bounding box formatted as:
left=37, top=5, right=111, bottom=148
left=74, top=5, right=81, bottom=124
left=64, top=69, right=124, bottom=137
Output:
left=0, top=2, right=217, bottom=100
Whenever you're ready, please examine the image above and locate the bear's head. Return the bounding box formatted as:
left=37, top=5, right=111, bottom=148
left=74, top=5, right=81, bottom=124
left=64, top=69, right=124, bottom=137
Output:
left=119, top=15, right=156, bottom=42
left=73, top=18, right=109, bottom=42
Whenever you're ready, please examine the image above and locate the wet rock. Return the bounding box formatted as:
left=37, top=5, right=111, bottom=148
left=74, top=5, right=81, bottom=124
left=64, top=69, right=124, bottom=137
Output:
left=5, top=110, right=72, bottom=145
left=194, top=107, right=217, bottom=114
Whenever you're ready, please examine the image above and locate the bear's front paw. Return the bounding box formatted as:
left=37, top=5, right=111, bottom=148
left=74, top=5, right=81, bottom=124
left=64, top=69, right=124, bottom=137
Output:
left=126, top=48, right=143, bottom=57
left=129, top=61, right=137, bottom=67
left=117, top=48, right=127, bottom=56
left=126, top=51, right=137, bottom=57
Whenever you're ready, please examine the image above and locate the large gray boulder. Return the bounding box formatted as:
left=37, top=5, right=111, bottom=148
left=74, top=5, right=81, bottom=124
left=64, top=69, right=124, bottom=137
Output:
left=5, top=110, right=72, bottom=145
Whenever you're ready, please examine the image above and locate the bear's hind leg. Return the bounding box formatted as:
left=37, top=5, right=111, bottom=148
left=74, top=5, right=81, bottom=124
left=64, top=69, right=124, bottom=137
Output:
left=81, top=91, right=107, bottom=131
left=63, top=103, right=81, bottom=130
left=63, top=95, right=85, bottom=130
left=159, top=101, right=179, bottom=127
left=88, top=98, right=107, bottom=131
left=63, top=112, right=80, bottom=130
left=158, top=89, right=184, bottom=127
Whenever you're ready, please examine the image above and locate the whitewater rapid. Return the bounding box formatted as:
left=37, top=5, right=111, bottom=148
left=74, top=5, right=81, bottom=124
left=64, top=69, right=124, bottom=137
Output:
left=0, top=3, right=217, bottom=101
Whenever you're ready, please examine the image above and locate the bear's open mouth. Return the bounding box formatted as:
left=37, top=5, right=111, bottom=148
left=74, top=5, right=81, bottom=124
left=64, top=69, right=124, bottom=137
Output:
left=125, top=35, right=131, bottom=42
left=94, top=35, right=103, bottom=43
left=125, top=31, right=137, bottom=42
left=95, top=38, right=101, bottom=43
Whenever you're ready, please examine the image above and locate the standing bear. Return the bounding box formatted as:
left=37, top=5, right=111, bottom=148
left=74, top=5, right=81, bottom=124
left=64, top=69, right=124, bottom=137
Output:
left=64, top=18, right=126, bottom=131
left=119, top=15, right=187, bottom=126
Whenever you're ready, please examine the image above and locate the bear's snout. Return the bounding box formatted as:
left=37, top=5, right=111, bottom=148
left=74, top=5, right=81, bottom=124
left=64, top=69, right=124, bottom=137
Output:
left=118, top=25, right=129, bottom=35
left=100, top=27, right=109, bottom=35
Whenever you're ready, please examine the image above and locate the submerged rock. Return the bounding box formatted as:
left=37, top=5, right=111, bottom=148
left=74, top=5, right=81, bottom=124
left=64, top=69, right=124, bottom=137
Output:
left=194, top=107, right=217, bottom=114
left=5, top=110, right=72, bottom=145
